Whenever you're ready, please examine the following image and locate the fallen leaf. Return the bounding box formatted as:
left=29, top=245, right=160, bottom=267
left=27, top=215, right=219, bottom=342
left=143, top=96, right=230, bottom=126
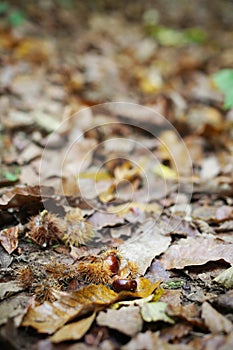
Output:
left=0, top=226, right=18, bottom=254
left=160, top=235, right=233, bottom=270
left=49, top=313, right=96, bottom=343
left=21, top=279, right=157, bottom=334
left=107, top=202, right=161, bottom=217
left=88, top=211, right=124, bottom=229
left=153, top=164, right=178, bottom=180
left=97, top=305, right=143, bottom=336
left=201, top=301, right=233, bottom=334
left=122, top=330, right=193, bottom=350
left=215, top=206, right=233, bottom=221
left=22, top=284, right=117, bottom=334
left=0, top=246, right=13, bottom=269
left=0, top=295, right=31, bottom=327
left=215, top=290, right=233, bottom=313
left=132, top=278, right=161, bottom=298
left=141, top=302, right=174, bottom=324
left=200, top=156, right=220, bottom=180
left=0, top=281, right=24, bottom=301
left=0, top=185, right=54, bottom=209
left=214, top=266, right=233, bottom=289
left=119, top=219, right=171, bottom=275
left=160, top=323, right=192, bottom=342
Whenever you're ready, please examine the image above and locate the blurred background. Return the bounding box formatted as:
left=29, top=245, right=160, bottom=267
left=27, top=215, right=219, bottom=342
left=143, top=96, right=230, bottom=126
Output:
left=0, top=0, right=232, bottom=194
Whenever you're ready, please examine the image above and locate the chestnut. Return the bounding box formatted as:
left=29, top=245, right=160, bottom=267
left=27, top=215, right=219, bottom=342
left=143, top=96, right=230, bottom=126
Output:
left=112, top=278, right=137, bottom=293
left=104, top=253, right=120, bottom=274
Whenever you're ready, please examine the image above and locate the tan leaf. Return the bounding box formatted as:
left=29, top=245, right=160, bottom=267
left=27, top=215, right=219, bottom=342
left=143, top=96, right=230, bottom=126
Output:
left=202, top=301, right=233, bottom=334
left=88, top=211, right=124, bottom=229
left=0, top=226, right=18, bottom=254
left=49, top=312, right=96, bottom=343
left=97, top=306, right=143, bottom=336
left=122, top=330, right=193, bottom=350
left=141, top=302, right=174, bottom=324
left=160, top=235, right=233, bottom=270
left=119, top=219, right=171, bottom=275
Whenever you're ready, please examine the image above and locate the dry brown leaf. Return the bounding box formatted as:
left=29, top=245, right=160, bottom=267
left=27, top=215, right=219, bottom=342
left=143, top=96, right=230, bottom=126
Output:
left=201, top=302, right=233, bottom=334
left=160, top=235, right=233, bottom=270
left=0, top=186, right=54, bottom=209
left=88, top=211, right=124, bottom=229
left=21, top=284, right=117, bottom=334
left=160, top=323, right=192, bottom=342
left=49, top=313, right=96, bottom=343
left=122, top=330, right=193, bottom=350
left=0, top=226, right=18, bottom=254
left=119, top=219, right=171, bottom=275
left=21, top=278, right=158, bottom=334
left=97, top=305, right=143, bottom=336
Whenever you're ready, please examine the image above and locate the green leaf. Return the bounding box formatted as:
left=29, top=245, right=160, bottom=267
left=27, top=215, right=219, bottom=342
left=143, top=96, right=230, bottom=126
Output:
left=8, top=10, right=26, bottom=27
left=146, top=25, right=206, bottom=47
left=162, top=280, right=183, bottom=290
left=212, top=69, right=233, bottom=109
left=185, top=27, right=206, bottom=44
left=57, top=0, right=73, bottom=9
left=0, top=2, right=9, bottom=14
left=141, top=302, right=174, bottom=324
left=5, top=172, right=18, bottom=182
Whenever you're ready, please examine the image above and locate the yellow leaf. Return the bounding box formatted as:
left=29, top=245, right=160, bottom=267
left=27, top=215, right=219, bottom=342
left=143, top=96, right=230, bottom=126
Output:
left=49, top=313, right=96, bottom=343
left=78, top=171, right=112, bottom=181
left=108, top=202, right=161, bottom=216
left=153, top=164, right=178, bottom=180
left=99, top=184, right=116, bottom=203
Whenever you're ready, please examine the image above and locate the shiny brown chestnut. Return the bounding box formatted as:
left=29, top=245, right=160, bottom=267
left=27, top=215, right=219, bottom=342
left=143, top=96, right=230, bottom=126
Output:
left=104, top=253, right=120, bottom=274
left=112, top=278, right=137, bottom=293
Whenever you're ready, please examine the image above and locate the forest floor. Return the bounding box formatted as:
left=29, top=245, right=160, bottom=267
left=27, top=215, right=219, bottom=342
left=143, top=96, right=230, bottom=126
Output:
left=0, top=1, right=233, bottom=349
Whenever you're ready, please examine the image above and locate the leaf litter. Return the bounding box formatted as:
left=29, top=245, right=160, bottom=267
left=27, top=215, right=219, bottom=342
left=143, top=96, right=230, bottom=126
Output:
left=0, top=2, right=233, bottom=349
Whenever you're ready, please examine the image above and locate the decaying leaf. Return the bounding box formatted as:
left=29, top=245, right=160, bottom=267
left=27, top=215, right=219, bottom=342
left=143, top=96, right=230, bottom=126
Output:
left=214, top=266, right=233, bottom=289
left=21, top=278, right=159, bottom=334
left=21, top=284, right=117, bottom=334
left=0, top=226, right=18, bottom=254
left=97, top=305, right=143, bottom=336
left=160, top=235, right=233, bottom=270
left=141, top=302, right=174, bottom=324
left=201, top=301, right=233, bottom=334
left=49, top=312, right=96, bottom=343
left=119, top=219, right=171, bottom=275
